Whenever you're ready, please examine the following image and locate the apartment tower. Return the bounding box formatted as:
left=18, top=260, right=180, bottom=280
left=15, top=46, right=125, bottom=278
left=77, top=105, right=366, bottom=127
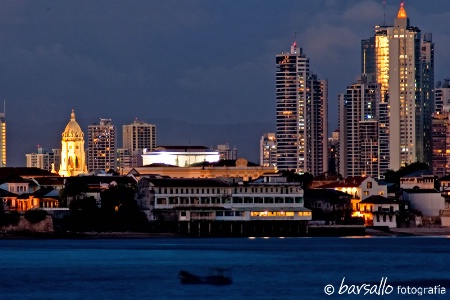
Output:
left=87, top=118, right=116, bottom=172
left=275, top=41, right=328, bottom=175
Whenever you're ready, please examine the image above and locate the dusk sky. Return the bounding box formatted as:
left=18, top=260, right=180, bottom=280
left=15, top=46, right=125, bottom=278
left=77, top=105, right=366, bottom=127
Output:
left=1, top=0, right=450, bottom=167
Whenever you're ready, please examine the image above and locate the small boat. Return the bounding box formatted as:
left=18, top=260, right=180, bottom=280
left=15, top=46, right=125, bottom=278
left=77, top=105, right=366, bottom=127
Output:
left=179, top=268, right=232, bottom=285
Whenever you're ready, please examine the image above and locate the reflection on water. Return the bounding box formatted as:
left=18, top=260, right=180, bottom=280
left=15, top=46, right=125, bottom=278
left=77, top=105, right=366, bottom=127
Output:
left=0, top=237, right=449, bottom=299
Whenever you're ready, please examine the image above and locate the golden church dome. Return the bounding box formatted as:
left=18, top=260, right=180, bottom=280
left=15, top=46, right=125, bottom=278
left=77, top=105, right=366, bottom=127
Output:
left=62, top=109, right=84, bottom=140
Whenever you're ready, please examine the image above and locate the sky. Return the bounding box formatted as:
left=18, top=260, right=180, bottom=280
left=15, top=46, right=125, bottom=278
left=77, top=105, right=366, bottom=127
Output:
left=1, top=0, right=450, bottom=167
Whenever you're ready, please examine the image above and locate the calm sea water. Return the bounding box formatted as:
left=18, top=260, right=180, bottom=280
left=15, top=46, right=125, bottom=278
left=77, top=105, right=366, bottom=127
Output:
left=0, top=236, right=449, bottom=299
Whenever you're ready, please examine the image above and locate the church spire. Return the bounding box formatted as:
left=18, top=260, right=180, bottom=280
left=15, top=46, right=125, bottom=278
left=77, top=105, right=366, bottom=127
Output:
left=397, top=2, right=407, bottom=19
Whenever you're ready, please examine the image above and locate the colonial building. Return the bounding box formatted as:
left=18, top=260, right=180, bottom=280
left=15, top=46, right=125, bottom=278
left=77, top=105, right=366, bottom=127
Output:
left=135, top=174, right=311, bottom=225
left=59, top=110, right=87, bottom=177
left=125, top=158, right=275, bottom=182
left=315, top=176, right=388, bottom=214
left=353, top=195, right=399, bottom=228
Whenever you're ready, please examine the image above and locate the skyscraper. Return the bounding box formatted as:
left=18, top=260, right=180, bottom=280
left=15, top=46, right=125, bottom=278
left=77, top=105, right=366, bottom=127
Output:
left=88, top=118, right=116, bottom=172
left=260, top=133, right=277, bottom=167
left=122, top=119, right=156, bottom=153
left=360, top=2, right=434, bottom=171
left=339, top=76, right=382, bottom=178
left=275, top=42, right=328, bottom=175
left=0, top=109, right=5, bottom=167
left=120, top=119, right=156, bottom=168
left=431, top=112, right=450, bottom=178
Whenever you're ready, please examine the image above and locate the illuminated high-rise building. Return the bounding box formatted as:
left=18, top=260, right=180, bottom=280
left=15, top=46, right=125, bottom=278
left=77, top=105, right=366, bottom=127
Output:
left=431, top=112, right=450, bottom=178
left=260, top=133, right=277, bottom=167
left=275, top=41, right=328, bottom=175
left=339, top=76, right=382, bottom=178
left=87, top=118, right=116, bottom=172
left=361, top=2, right=434, bottom=171
left=0, top=109, right=5, bottom=167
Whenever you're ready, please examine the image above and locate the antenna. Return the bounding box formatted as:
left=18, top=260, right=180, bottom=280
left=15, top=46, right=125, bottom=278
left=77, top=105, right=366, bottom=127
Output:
left=383, top=0, right=386, bottom=26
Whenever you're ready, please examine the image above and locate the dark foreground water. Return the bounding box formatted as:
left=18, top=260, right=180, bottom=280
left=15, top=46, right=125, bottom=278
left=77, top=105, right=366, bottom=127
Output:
left=1, top=236, right=450, bottom=300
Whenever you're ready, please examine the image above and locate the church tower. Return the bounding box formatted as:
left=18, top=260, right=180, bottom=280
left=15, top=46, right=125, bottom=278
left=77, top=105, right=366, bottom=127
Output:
left=59, top=110, right=87, bottom=177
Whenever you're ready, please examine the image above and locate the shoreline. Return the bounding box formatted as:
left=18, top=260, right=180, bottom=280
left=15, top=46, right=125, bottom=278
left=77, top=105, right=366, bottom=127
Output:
left=2, top=227, right=450, bottom=239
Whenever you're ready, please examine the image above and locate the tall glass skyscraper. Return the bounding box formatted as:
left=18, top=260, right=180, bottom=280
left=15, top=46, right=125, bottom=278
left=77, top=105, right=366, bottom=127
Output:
left=360, top=2, right=434, bottom=171
left=275, top=42, right=328, bottom=176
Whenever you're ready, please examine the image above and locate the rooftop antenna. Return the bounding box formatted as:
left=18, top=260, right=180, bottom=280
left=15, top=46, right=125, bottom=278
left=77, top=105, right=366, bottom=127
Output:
left=383, top=0, right=386, bottom=26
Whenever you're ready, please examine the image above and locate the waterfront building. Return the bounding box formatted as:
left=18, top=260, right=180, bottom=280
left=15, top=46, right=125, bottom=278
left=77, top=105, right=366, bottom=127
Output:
left=121, top=119, right=156, bottom=169
left=141, top=146, right=220, bottom=167
left=315, top=176, right=388, bottom=213
left=64, top=175, right=137, bottom=207
left=135, top=173, right=311, bottom=224
left=399, top=169, right=436, bottom=190
left=303, top=189, right=352, bottom=222
left=353, top=195, right=399, bottom=228
left=436, top=176, right=450, bottom=226
left=402, top=189, right=444, bottom=218
left=59, top=110, right=87, bottom=177
left=398, top=170, right=443, bottom=217
left=260, top=133, right=277, bottom=167
left=87, top=118, right=116, bottom=172
left=275, top=41, right=328, bottom=175
left=26, top=147, right=61, bottom=173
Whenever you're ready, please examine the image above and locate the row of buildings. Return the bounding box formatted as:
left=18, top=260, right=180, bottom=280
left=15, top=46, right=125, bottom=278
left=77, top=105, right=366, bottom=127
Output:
left=262, top=2, right=450, bottom=180
left=25, top=110, right=238, bottom=175
left=16, top=2, right=450, bottom=183
left=3, top=162, right=450, bottom=231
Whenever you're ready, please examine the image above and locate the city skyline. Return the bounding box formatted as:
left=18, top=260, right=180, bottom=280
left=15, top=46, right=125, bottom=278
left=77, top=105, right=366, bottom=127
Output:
left=2, top=0, right=450, bottom=167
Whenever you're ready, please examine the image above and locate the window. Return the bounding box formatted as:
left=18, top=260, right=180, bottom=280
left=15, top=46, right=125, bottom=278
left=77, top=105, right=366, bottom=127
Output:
left=367, top=182, right=372, bottom=188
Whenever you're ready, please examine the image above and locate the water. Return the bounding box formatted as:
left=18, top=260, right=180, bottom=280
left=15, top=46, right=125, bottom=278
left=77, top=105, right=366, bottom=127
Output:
left=0, top=236, right=449, bottom=299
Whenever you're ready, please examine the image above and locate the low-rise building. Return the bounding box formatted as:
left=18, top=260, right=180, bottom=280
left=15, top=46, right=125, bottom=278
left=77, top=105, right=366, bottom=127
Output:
left=353, top=195, right=399, bottom=228
left=303, top=189, right=352, bottom=222
left=402, top=188, right=444, bottom=217
left=315, top=176, right=388, bottom=211
left=135, top=174, right=311, bottom=223
left=126, top=158, right=275, bottom=182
